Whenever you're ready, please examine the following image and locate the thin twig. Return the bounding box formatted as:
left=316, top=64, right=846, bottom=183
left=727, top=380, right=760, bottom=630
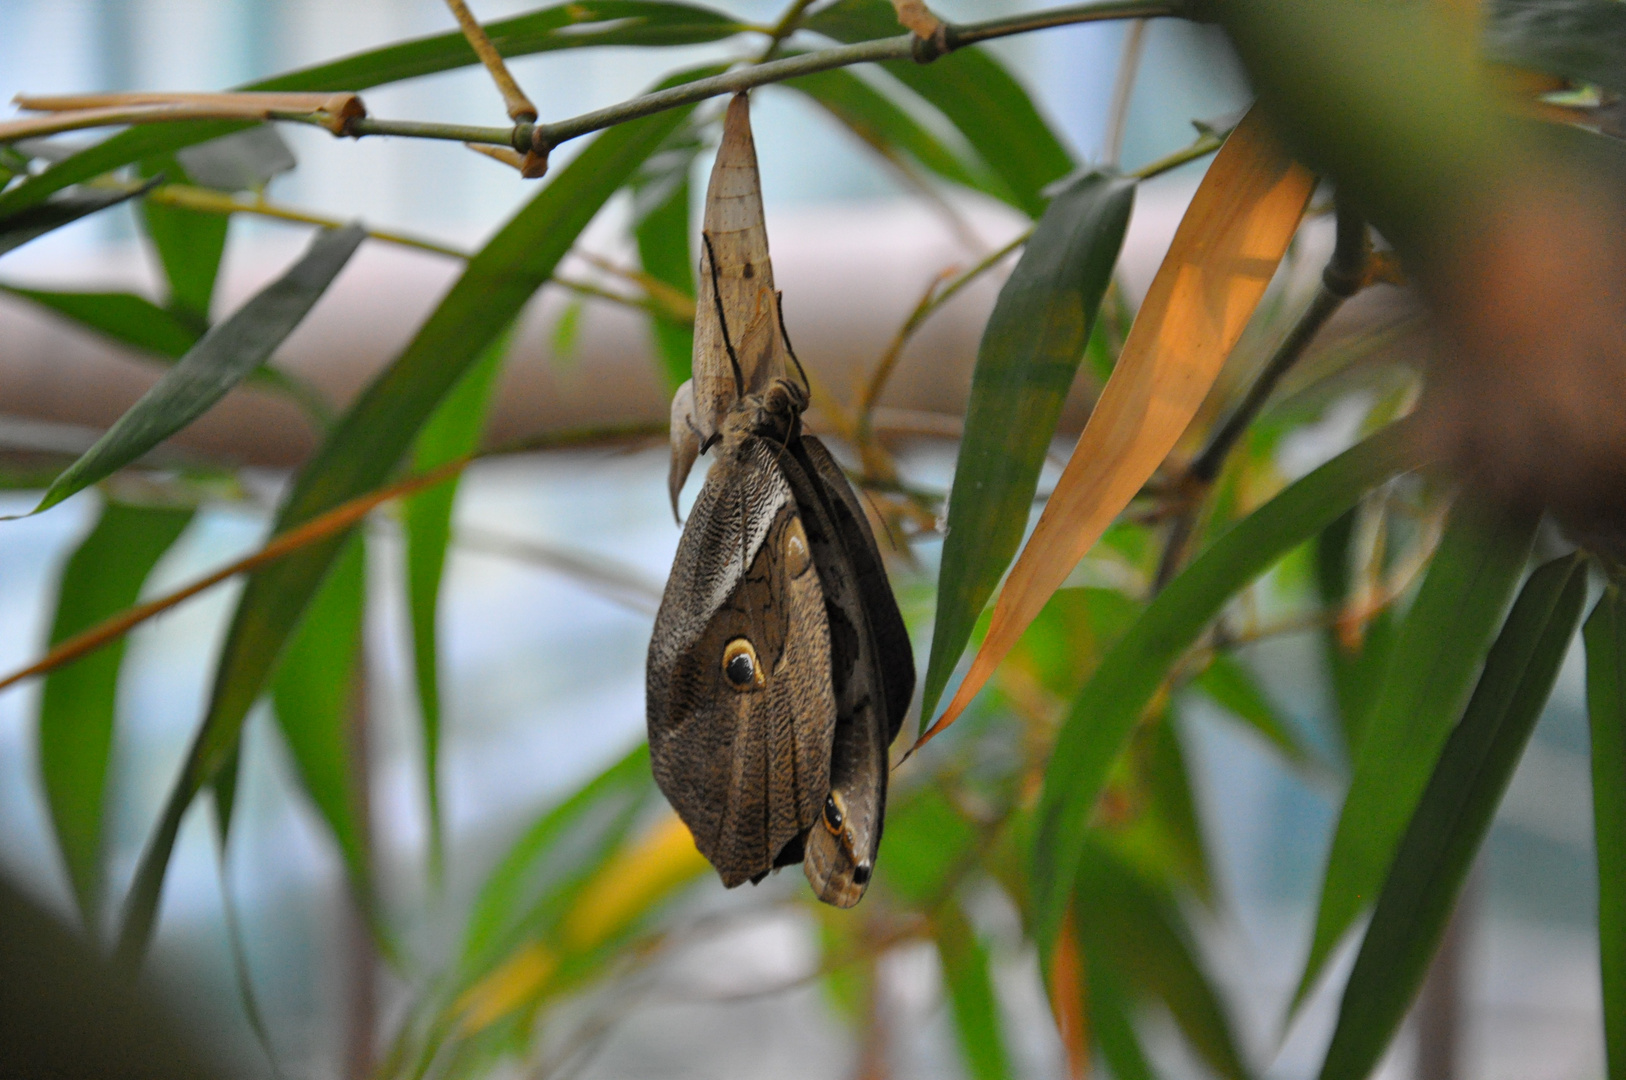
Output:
left=4, top=2, right=1181, bottom=162
left=1102, top=19, right=1147, bottom=166
left=0, top=422, right=665, bottom=697
left=442, top=0, right=538, bottom=122
left=856, top=229, right=1030, bottom=445
left=144, top=183, right=691, bottom=321
left=757, top=0, right=821, bottom=61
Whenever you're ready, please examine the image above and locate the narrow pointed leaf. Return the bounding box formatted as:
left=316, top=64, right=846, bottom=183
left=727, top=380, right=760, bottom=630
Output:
left=1319, top=554, right=1587, bottom=1080
left=936, top=900, right=1012, bottom=1080
left=114, top=99, right=701, bottom=969
left=1074, top=842, right=1250, bottom=1080
left=0, top=286, right=199, bottom=358
left=1090, top=957, right=1158, bottom=1080
left=1314, top=507, right=1397, bottom=758
left=33, top=225, right=364, bottom=514
left=926, top=109, right=1314, bottom=739
left=1194, top=652, right=1306, bottom=763
left=1294, top=496, right=1537, bottom=1010
left=0, top=182, right=157, bottom=257
left=0, top=2, right=742, bottom=219
left=632, top=133, right=700, bottom=391
left=783, top=65, right=997, bottom=199
left=405, top=327, right=511, bottom=879
left=138, top=156, right=228, bottom=328
left=805, top=0, right=1074, bottom=215
left=460, top=744, right=652, bottom=979
left=40, top=501, right=192, bottom=930
left=1030, top=421, right=1419, bottom=957
left=1586, top=577, right=1626, bottom=1080
left=271, top=534, right=372, bottom=913
left=919, top=169, right=1134, bottom=720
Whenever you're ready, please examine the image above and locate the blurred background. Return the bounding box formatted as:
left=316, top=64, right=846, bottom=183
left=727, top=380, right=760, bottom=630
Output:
left=0, top=2, right=1603, bottom=1079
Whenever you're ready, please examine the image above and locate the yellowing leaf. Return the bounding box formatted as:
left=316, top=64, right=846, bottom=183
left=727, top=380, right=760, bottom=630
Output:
left=559, top=812, right=708, bottom=951
left=918, top=107, right=1314, bottom=745
left=455, top=942, right=558, bottom=1034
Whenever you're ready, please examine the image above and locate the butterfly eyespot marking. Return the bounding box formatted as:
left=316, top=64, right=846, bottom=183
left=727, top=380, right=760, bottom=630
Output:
left=722, top=637, right=764, bottom=691
left=823, top=793, right=845, bottom=834
left=784, top=516, right=811, bottom=578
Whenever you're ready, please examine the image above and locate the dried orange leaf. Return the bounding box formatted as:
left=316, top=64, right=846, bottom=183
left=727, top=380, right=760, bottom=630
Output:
left=917, top=107, right=1314, bottom=746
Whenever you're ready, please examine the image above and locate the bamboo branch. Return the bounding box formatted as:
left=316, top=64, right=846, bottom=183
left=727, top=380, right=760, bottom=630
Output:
left=442, top=0, right=538, bottom=123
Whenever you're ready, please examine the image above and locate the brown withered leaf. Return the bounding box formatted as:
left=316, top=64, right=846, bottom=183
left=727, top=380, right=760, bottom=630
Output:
left=917, top=107, right=1316, bottom=747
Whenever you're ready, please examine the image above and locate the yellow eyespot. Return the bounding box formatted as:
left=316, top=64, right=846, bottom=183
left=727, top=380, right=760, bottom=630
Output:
left=722, top=638, right=763, bottom=691
left=822, top=793, right=845, bottom=834
left=784, top=516, right=811, bottom=578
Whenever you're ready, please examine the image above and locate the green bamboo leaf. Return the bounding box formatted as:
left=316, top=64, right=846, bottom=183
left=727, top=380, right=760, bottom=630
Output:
left=1031, top=422, right=1419, bottom=960
left=32, top=225, right=364, bottom=515
left=40, top=500, right=193, bottom=931
left=1294, top=496, right=1538, bottom=1010
left=256, top=1, right=743, bottom=93
left=0, top=180, right=158, bottom=257
left=876, top=785, right=979, bottom=907
left=138, top=156, right=229, bottom=330
left=1106, top=714, right=1212, bottom=902
left=1318, top=553, right=1587, bottom=1080
left=270, top=534, right=373, bottom=919
left=1090, top=956, right=1159, bottom=1080
left=1586, top=576, right=1626, bottom=1080
left=782, top=65, right=999, bottom=199
left=1313, top=507, right=1396, bottom=758
left=405, top=326, right=512, bottom=881
left=1487, top=0, right=1626, bottom=97
left=0, top=284, right=332, bottom=422
left=804, top=0, right=1075, bottom=216
left=922, top=170, right=1133, bottom=720
left=1193, top=652, right=1307, bottom=763
left=0, top=286, right=199, bottom=358
left=459, top=744, right=652, bottom=979
left=935, top=900, right=1012, bottom=1080
left=0, top=2, right=742, bottom=219
left=1074, top=842, right=1250, bottom=1080
left=114, top=99, right=701, bottom=970
left=631, top=131, right=700, bottom=390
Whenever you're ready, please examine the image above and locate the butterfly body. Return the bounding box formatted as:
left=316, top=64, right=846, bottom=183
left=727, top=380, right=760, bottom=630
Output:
left=647, top=380, right=913, bottom=904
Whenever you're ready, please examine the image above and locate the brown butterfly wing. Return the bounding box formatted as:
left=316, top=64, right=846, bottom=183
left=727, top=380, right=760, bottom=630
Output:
left=646, top=438, right=836, bottom=887
left=796, top=436, right=916, bottom=742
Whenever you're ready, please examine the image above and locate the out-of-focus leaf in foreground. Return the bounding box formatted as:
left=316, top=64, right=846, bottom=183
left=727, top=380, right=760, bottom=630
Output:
left=31, top=225, right=363, bottom=515
left=919, top=169, right=1134, bottom=721
left=40, top=501, right=192, bottom=931
left=924, top=108, right=1314, bottom=744
left=1586, top=575, right=1626, bottom=1080
left=1486, top=0, right=1626, bottom=99
left=114, top=103, right=698, bottom=969
left=1030, top=421, right=1419, bottom=959
left=1294, top=497, right=1537, bottom=1009
left=1318, top=554, right=1586, bottom=1080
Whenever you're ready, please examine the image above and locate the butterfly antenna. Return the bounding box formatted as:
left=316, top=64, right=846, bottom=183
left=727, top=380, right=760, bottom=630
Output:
left=858, top=483, right=903, bottom=554
left=774, top=290, right=812, bottom=395
left=703, top=233, right=745, bottom=397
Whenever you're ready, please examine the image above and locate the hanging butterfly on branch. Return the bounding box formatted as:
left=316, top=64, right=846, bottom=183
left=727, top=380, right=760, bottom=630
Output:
left=647, top=93, right=915, bottom=908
